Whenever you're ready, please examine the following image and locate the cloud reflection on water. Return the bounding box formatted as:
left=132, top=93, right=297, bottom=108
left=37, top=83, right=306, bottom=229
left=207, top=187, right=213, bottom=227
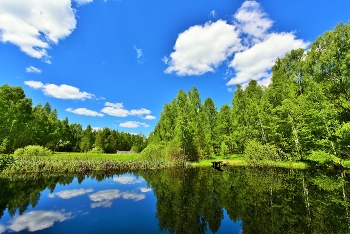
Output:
left=0, top=224, right=5, bottom=234
left=139, top=187, right=152, bottom=192
left=48, top=188, right=94, bottom=199
left=5, top=210, right=71, bottom=232
left=113, top=176, right=142, bottom=184
left=89, top=189, right=146, bottom=208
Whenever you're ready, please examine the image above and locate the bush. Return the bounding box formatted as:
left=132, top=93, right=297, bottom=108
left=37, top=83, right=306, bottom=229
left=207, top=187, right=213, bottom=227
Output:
left=14, top=145, right=52, bottom=157
left=307, top=150, right=342, bottom=168
left=87, top=147, right=104, bottom=154
left=244, top=140, right=282, bottom=164
left=165, top=139, right=185, bottom=163
left=140, top=143, right=166, bottom=161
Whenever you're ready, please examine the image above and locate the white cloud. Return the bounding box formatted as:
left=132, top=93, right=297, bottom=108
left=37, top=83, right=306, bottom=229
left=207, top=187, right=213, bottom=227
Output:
left=24, top=80, right=43, bottom=89
left=7, top=210, right=71, bottom=232
left=119, top=121, right=150, bottom=128
left=165, top=20, right=242, bottom=76
left=139, top=187, right=152, bottom=193
left=101, top=106, right=129, bottom=117
left=234, top=1, right=273, bottom=42
left=49, top=188, right=94, bottom=199
left=133, top=46, right=142, bottom=59
left=0, top=0, right=79, bottom=61
left=66, top=107, right=104, bottom=117
left=129, top=108, right=151, bottom=116
left=105, top=102, right=123, bottom=109
left=227, top=33, right=308, bottom=85
left=24, top=80, right=94, bottom=100
left=143, top=115, right=156, bottom=120
left=74, top=0, right=93, bottom=6
left=209, top=10, right=216, bottom=18
left=162, top=56, right=169, bottom=65
left=165, top=1, right=309, bottom=87
left=26, top=66, right=41, bottom=73
left=113, top=176, right=142, bottom=184
left=101, top=102, right=152, bottom=118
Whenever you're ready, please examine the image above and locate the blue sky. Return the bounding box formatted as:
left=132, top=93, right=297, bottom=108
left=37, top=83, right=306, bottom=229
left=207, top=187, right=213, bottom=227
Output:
left=1, top=0, right=349, bottom=135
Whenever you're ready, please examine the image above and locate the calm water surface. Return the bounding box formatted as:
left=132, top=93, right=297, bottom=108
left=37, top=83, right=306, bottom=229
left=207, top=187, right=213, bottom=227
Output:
left=0, top=168, right=349, bottom=233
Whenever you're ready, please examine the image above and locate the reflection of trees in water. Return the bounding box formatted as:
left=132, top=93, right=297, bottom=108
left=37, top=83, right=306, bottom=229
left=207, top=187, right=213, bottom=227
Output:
left=141, top=168, right=350, bottom=234
left=1, top=169, right=350, bottom=233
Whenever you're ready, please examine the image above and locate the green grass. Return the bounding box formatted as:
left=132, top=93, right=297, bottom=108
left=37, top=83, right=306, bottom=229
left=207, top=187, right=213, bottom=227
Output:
left=51, top=152, right=142, bottom=161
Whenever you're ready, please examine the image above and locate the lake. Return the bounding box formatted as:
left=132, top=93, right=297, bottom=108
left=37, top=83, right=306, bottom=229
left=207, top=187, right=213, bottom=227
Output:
left=0, top=167, right=349, bottom=233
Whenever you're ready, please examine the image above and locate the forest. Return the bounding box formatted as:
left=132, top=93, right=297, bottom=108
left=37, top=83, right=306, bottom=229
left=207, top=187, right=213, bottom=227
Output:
left=0, top=85, right=147, bottom=154
left=1, top=22, right=350, bottom=166
left=145, top=22, right=350, bottom=165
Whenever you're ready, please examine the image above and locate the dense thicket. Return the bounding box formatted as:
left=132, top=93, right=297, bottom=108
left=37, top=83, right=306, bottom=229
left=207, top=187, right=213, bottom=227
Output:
left=0, top=85, right=147, bottom=154
left=148, top=22, right=350, bottom=163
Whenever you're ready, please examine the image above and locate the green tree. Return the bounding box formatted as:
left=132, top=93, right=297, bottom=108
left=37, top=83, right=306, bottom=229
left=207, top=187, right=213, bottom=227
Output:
left=0, top=85, right=32, bottom=153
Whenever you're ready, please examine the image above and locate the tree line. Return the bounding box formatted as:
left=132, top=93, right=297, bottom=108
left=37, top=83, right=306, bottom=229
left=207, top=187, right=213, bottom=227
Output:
left=147, top=22, right=350, bottom=163
left=0, top=84, right=147, bottom=154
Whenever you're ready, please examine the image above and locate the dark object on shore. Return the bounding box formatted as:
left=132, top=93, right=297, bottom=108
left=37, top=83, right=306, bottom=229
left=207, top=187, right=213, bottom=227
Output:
left=211, top=161, right=224, bottom=171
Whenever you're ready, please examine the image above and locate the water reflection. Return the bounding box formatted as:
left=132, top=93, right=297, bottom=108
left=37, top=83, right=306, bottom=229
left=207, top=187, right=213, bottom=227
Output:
left=3, top=210, right=72, bottom=233
left=48, top=188, right=94, bottom=199
left=0, top=168, right=349, bottom=233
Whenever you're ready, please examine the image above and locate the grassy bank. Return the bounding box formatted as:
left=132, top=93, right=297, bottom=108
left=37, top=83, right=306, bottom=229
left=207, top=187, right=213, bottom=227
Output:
left=190, top=155, right=309, bottom=170
left=1, top=153, right=173, bottom=173
left=2, top=152, right=347, bottom=174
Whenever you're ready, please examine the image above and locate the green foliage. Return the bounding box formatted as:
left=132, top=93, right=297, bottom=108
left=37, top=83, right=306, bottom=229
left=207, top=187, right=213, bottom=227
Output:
left=336, top=122, right=350, bottom=159
left=140, top=143, right=166, bottom=161
left=219, top=142, right=229, bottom=159
left=87, top=147, right=104, bottom=154
left=14, top=145, right=52, bottom=157
left=0, top=154, right=15, bottom=172
left=165, top=139, right=185, bottom=163
left=244, top=140, right=283, bottom=164
left=306, top=150, right=342, bottom=167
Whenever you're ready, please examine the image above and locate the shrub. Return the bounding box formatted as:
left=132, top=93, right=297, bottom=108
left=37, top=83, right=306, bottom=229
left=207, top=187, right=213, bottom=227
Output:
left=165, top=139, right=185, bottom=163
left=88, top=147, right=104, bottom=154
left=244, top=140, right=282, bottom=164
left=307, top=150, right=342, bottom=168
left=140, top=143, right=166, bottom=161
left=14, top=145, right=52, bottom=157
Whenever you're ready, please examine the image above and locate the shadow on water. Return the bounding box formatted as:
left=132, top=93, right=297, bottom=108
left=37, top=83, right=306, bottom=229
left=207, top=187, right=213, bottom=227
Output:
left=1, top=167, right=350, bottom=233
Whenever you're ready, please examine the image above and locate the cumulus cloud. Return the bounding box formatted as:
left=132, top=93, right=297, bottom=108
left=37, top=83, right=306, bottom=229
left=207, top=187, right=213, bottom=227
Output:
left=26, top=66, right=41, bottom=73
left=113, top=176, right=142, bottom=185
left=121, top=192, right=145, bottom=201
left=234, top=1, right=273, bottom=42
left=165, top=20, right=242, bottom=76
left=119, top=121, right=150, bottom=128
left=7, top=210, right=71, bottom=232
left=165, top=1, right=309, bottom=86
left=0, top=0, right=82, bottom=61
left=143, top=115, right=156, bottom=120
left=101, top=102, right=152, bottom=119
left=48, top=188, right=94, bottom=199
left=24, top=80, right=94, bottom=100
left=66, top=108, right=104, bottom=117
left=227, top=33, right=308, bottom=85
